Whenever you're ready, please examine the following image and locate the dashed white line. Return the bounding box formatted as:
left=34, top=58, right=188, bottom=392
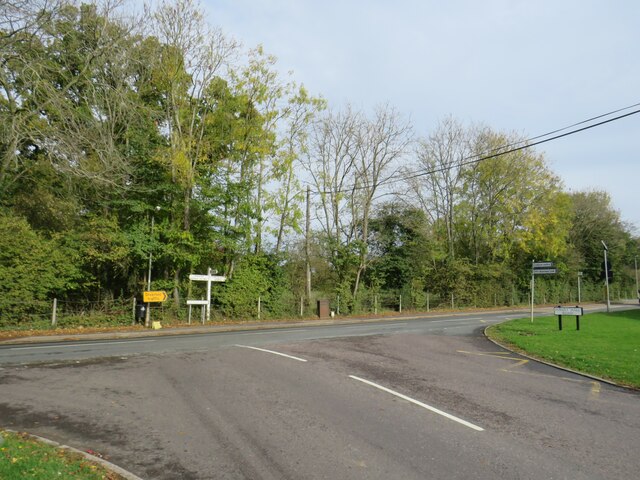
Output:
left=349, top=375, right=484, bottom=432
left=235, top=344, right=307, bottom=362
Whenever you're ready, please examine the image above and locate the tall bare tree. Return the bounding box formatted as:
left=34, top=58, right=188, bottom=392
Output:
left=271, top=85, right=325, bottom=254
left=351, top=105, right=412, bottom=297
left=407, top=116, right=472, bottom=259
left=305, top=105, right=412, bottom=298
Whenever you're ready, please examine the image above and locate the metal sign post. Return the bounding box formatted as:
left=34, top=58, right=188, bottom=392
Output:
left=531, top=261, right=558, bottom=322
left=554, top=306, right=583, bottom=331
left=531, top=262, right=535, bottom=323
left=602, top=241, right=610, bottom=313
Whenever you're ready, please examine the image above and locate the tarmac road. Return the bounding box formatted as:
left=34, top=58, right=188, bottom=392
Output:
left=1, top=306, right=639, bottom=479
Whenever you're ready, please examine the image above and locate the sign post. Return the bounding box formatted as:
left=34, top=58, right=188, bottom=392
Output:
left=142, top=290, right=167, bottom=329
left=602, top=241, right=611, bottom=313
left=188, top=269, right=226, bottom=324
left=531, top=261, right=557, bottom=322
left=554, top=306, right=583, bottom=331
left=577, top=272, right=583, bottom=304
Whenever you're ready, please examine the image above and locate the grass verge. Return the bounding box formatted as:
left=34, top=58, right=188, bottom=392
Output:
left=0, top=430, right=122, bottom=479
left=486, top=308, right=640, bottom=389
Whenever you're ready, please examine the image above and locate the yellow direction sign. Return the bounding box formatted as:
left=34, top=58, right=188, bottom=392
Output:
left=143, top=290, right=168, bottom=303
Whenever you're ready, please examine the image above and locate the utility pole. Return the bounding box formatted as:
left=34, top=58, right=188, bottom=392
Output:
left=305, top=185, right=311, bottom=305
left=635, top=256, right=638, bottom=302
left=145, top=206, right=160, bottom=327
left=602, top=241, right=610, bottom=313
left=530, top=260, right=535, bottom=322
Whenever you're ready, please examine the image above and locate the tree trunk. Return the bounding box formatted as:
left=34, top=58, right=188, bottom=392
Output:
left=173, top=269, right=181, bottom=310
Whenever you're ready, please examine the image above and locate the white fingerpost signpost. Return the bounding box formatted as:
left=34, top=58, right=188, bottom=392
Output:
left=188, top=268, right=226, bottom=324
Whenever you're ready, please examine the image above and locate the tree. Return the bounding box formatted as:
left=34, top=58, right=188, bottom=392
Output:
left=149, top=0, right=238, bottom=301
left=457, top=128, right=568, bottom=266
left=1, top=1, right=155, bottom=203
left=405, top=120, right=569, bottom=301
left=350, top=104, right=412, bottom=297
left=271, top=85, right=325, bottom=254
left=568, top=190, right=629, bottom=281
left=305, top=106, right=360, bottom=289
left=305, top=105, right=412, bottom=302
left=0, top=0, right=63, bottom=198
left=407, top=116, right=471, bottom=259
left=367, top=202, right=431, bottom=292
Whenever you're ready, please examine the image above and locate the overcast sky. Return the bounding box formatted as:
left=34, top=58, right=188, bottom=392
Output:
left=204, top=0, right=640, bottom=230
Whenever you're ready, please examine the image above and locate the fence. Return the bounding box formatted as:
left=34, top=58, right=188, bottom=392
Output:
left=2, top=282, right=636, bottom=332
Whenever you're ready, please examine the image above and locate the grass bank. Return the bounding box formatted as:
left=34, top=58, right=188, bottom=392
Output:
left=0, top=430, right=122, bottom=479
left=486, top=308, right=640, bottom=388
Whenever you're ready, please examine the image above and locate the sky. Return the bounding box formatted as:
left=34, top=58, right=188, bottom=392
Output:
left=203, top=0, right=640, bottom=230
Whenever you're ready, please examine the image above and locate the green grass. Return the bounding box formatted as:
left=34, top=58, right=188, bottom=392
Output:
left=0, top=430, right=119, bottom=479
left=486, top=309, right=640, bottom=388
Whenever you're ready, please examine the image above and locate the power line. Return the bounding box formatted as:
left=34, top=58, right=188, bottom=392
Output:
left=405, top=105, right=640, bottom=181
left=474, top=101, right=640, bottom=155
left=305, top=102, right=640, bottom=194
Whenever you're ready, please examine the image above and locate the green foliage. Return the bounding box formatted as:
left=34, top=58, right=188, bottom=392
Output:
left=217, top=254, right=291, bottom=319
left=367, top=203, right=432, bottom=291
left=568, top=190, right=630, bottom=281
left=0, top=212, right=82, bottom=323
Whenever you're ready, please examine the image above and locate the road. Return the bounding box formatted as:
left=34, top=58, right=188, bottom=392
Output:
left=1, top=306, right=639, bottom=479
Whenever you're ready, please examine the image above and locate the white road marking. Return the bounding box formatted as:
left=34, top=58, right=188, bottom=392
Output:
left=423, top=318, right=486, bottom=324
left=8, top=340, right=157, bottom=350
left=235, top=344, right=307, bottom=362
left=349, top=375, right=484, bottom=432
left=234, top=329, right=309, bottom=336
left=339, top=323, right=408, bottom=330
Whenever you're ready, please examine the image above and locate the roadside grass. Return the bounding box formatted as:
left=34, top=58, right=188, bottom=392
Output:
left=0, top=430, right=121, bottom=480
left=486, top=309, right=640, bottom=388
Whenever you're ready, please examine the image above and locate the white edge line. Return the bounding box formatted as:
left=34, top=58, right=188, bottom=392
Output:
left=349, top=375, right=484, bottom=432
left=235, top=344, right=307, bottom=362
left=8, top=339, right=157, bottom=350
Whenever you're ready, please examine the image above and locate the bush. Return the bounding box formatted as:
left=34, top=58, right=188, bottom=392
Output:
left=216, top=254, right=292, bottom=319
left=0, top=212, right=82, bottom=325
